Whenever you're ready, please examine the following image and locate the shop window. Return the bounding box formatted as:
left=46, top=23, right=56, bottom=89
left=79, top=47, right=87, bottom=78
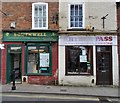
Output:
left=66, top=46, right=93, bottom=75
left=68, top=4, right=84, bottom=29
left=32, top=2, right=48, bottom=29
left=27, top=45, right=51, bottom=75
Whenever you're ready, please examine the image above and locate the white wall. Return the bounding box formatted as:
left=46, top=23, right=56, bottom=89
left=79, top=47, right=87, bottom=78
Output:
left=112, top=45, right=119, bottom=86
left=59, top=1, right=117, bottom=31
left=58, top=36, right=119, bottom=86
left=58, top=44, right=96, bottom=86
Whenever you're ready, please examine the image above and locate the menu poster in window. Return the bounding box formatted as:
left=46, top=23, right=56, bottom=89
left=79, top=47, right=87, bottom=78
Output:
left=80, top=55, right=87, bottom=62
left=40, top=53, right=49, bottom=67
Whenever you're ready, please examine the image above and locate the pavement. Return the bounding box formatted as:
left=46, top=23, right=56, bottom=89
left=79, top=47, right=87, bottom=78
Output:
left=1, top=83, right=120, bottom=98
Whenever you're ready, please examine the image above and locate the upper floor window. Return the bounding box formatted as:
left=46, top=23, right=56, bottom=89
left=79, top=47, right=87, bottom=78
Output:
left=32, top=2, right=48, bottom=29
left=69, top=4, right=84, bottom=29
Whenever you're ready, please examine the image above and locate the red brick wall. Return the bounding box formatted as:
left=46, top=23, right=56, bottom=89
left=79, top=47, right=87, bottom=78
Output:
left=28, top=42, right=58, bottom=85
left=1, top=45, right=7, bottom=84
left=2, top=2, right=59, bottom=30
left=1, top=2, right=59, bottom=85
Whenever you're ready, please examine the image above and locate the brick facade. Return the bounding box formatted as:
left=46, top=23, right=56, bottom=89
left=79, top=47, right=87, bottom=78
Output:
left=2, top=2, right=59, bottom=30
left=1, top=2, right=59, bottom=85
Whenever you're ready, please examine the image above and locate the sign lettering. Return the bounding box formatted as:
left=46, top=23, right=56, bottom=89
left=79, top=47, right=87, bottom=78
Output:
left=3, top=31, right=58, bottom=42
left=96, top=36, right=112, bottom=41
left=59, top=35, right=117, bottom=46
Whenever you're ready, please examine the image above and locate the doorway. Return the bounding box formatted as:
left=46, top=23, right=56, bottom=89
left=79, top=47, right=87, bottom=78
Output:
left=7, top=46, right=22, bottom=83
left=96, top=46, right=112, bottom=85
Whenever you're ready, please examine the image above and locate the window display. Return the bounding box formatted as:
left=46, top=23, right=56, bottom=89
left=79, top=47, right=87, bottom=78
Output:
left=27, top=46, right=38, bottom=73
left=66, top=46, right=93, bottom=75
left=27, top=45, right=50, bottom=74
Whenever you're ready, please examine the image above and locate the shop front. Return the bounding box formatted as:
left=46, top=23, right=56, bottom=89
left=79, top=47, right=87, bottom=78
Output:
left=59, top=33, right=119, bottom=86
left=2, top=30, right=58, bottom=85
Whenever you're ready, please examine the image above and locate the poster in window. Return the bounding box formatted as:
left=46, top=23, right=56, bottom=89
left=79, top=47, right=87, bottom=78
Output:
left=80, top=55, right=87, bottom=62
left=40, top=53, right=49, bottom=67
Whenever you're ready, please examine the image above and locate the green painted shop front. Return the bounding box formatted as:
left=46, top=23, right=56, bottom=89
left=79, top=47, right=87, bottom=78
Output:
left=2, top=30, right=58, bottom=84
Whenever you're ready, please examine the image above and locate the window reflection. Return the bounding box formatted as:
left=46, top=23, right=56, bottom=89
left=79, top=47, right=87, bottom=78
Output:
left=28, top=46, right=38, bottom=73
left=66, top=46, right=93, bottom=75
left=27, top=45, right=50, bottom=74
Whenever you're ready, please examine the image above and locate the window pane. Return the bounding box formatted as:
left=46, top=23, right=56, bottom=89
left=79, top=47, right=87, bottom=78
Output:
left=43, top=18, right=46, bottom=27
left=71, top=10, right=74, bottom=16
left=79, top=9, right=82, bottom=15
left=28, top=46, right=38, bottom=73
left=79, top=22, right=82, bottom=27
left=75, top=5, right=78, bottom=10
left=39, top=46, right=49, bottom=53
left=39, top=6, right=42, bottom=12
left=43, top=22, right=46, bottom=27
left=27, top=45, right=50, bottom=74
left=70, top=17, right=74, bottom=21
left=70, top=4, right=83, bottom=28
left=43, top=18, right=46, bottom=21
left=70, top=21, right=74, bottom=27
left=39, top=12, right=42, bottom=17
left=39, top=18, right=42, bottom=27
left=35, top=6, right=38, bottom=17
left=71, top=5, right=74, bottom=11
left=33, top=3, right=47, bottom=29
left=75, top=10, right=78, bottom=16
left=75, top=21, right=79, bottom=27
left=43, top=12, right=46, bottom=16
left=75, top=5, right=78, bottom=16
left=34, top=17, right=38, bottom=28
left=39, top=6, right=42, bottom=17
left=79, top=16, right=82, bottom=21
left=43, top=6, right=46, bottom=16
left=43, top=5, right=46, bottom=12
left=75, top=17, right=79, bottom=21
left=66, top=46, right=93, bottom=75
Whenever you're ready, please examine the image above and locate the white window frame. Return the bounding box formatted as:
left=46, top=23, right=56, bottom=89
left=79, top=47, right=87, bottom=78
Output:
left=32, top=2, right=48, bottom=29
left=68, top=3, right=85, bottom=29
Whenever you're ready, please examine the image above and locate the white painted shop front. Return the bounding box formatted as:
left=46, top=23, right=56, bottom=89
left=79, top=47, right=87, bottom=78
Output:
left=58, top=34, right=119, bottom=86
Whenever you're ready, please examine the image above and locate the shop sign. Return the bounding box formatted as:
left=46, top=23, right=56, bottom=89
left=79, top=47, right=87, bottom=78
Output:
left=2, top=31, right=58, bottom=42
left=59, top=35, right=117, bottom=45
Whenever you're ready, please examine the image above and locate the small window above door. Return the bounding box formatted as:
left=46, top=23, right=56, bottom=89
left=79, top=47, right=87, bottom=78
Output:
left=10, top=47, right=21, bottom=53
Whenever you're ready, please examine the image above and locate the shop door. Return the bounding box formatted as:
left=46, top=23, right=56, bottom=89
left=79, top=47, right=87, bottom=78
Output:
left=7, top=46, right=22, bottom=83
left=96, top=46, right=112, bottom=85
